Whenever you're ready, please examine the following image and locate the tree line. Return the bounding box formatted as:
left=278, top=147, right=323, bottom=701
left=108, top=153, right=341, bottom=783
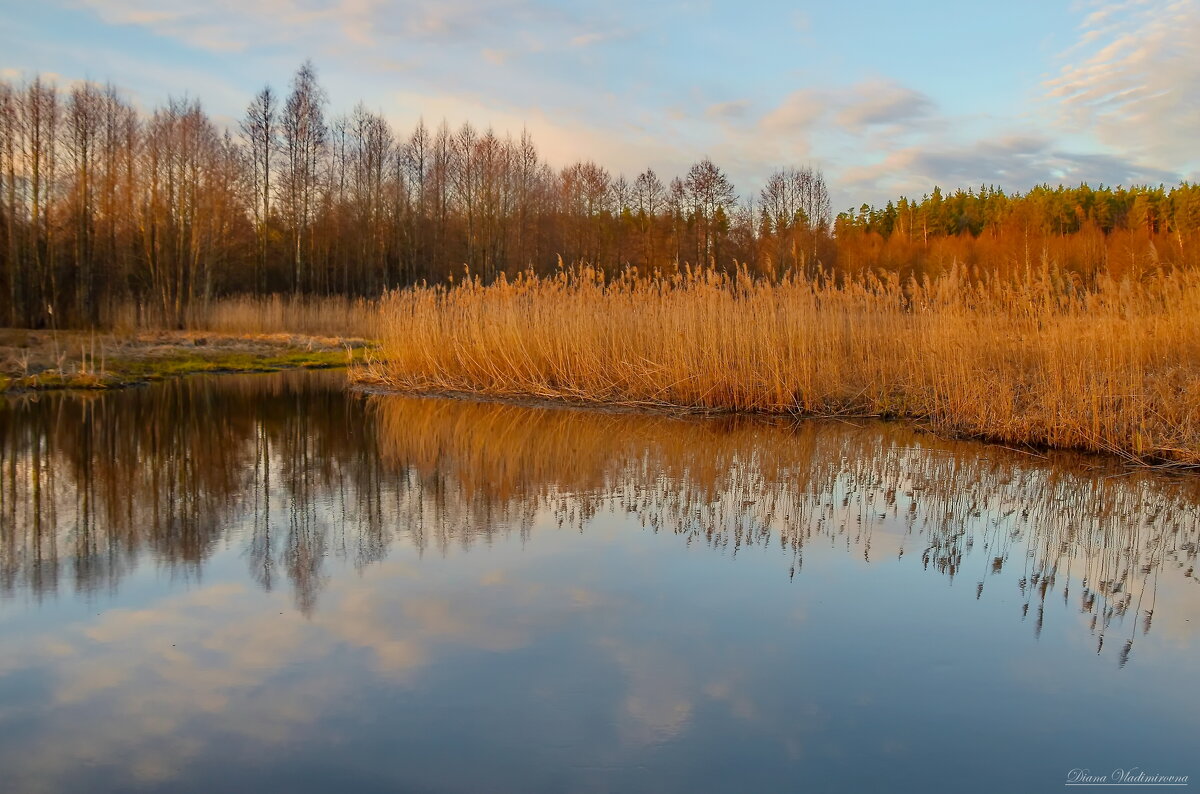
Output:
left=1, top=62, right=1197, bottom=328
left=835, top=183, right=1200, bottom=283
left=0, top=63, right=831, bottom=327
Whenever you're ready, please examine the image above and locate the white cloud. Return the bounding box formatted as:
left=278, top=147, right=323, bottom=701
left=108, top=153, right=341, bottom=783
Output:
left=840, top=133, right=1180, bottom=198
left=706, top=99, right=751, bottom=120
left=761, top=88, right=826, bottom=133
left=1045, top=0, right=1200, bottom=173
left=66, top=0, right=593, bottom=55
left=835, top=78, right=935, bottom=131
left=569, top=29, right=625, bottom=48
left=17, top=0, right=1195, bottom=208
left=482, top=48, right=510, bottom=66
left=760, top=79, right=934, bottom=138
left=382, top=88, right=687, bottom=177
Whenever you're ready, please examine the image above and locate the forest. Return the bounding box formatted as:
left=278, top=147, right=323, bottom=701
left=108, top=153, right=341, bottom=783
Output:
left=2, top=63, right=1199, bottom=329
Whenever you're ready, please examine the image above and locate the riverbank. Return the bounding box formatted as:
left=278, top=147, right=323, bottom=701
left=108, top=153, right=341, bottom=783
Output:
left=353, top=265, right=1200, bottom=467
left=0, top=330, right=372, bottom=391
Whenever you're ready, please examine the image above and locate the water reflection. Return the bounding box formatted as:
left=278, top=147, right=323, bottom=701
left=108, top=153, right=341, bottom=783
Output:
left=1, top=373, right=1199, bottom=793
left=1, top=373, right=1197, bottom=664
left=0, top=371, right=383, bottom=613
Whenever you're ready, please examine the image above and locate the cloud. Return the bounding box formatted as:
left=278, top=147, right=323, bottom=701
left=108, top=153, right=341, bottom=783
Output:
left=761, top=89, right=826, bottom=133
left=750, top=49, right=1189, bottom=205
left=68, top=0, right=312, bottom=52
left=482, top=48, right=509, bottom=66
left=65, top=0, right=590, bottom=56
left=835, top=79, right=935, bottom=131
left=706, top=99, right=751, bottom=120
left=569, top=29, right=624, bottom=48
left=20, top=0, right=1194, bottom=210
left=0, top=68, right=72, bottom=86
left=381, top=88, right=692, bottom=177
left=1045, top=0, right=1200, bottom=173
left=840, top=133, right=1181, bottom=197
left=761, top=79, right=933, bottom=138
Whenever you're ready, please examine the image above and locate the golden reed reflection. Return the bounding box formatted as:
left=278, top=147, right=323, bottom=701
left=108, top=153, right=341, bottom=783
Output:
left=372, top=394, right=1200, bottom=664
left=2, top=373, right=1198, bottom=663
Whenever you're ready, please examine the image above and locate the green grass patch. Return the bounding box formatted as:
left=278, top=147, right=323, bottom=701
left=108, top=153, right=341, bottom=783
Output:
left=1, top=347, right=367, bottom=392
left=109, top=349, right=355, bottom=379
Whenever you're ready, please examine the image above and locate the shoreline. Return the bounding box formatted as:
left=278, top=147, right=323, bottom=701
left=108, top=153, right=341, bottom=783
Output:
left=8, top=340, right=1195, bottom=473
left=349, top=380, right=1200, bottom=474
left=0, top=330, right=373, bottom=393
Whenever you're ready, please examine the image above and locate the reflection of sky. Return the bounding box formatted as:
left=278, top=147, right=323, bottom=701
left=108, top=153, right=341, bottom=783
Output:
left=0, top=500, right=1197, bottom=793
left=3, top=0, right=1198, bottom=206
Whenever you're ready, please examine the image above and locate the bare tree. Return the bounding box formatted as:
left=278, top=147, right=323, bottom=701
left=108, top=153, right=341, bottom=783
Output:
left=280, top=61, right=327, bottom=294
left=760, top=166, right=830, bottom=277
left=684, top=158, right=736, bottom=266
left=634, top=169, right=664, bottom=267
left=0, top=80, right=19, bottom=324
left=0, top=67, right=870, bottom=326
left=240, top=86, right=277, bottom=295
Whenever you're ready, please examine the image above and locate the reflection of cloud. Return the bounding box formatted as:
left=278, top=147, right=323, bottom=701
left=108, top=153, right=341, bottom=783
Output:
left=599, top=639, right=694, bottom=746
left=704, top=680, right=759, bottom=722
left=0, top=554, right=606, bottom=791
left=622, top=693, right=692, bottom=745
left=327, top=578, right=544, bottom=680
left=0, top=582, right=336, bottom=792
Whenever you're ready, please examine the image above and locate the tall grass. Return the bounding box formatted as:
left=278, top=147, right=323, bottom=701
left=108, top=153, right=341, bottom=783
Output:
left=357, top=265, right=1200, bottom=465
left=106, top=294, right=378, bottom=337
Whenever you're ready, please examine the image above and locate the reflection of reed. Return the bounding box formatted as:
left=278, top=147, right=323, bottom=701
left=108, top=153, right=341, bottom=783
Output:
left=1, top=375, right=1197, bottom=662
left=372, top=395, right=1200, bottom=661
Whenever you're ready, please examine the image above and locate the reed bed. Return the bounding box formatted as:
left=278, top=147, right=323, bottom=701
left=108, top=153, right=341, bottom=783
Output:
left=356, top=265, right=1200, bottom=465
left=107, top=294, right=379, bottom=337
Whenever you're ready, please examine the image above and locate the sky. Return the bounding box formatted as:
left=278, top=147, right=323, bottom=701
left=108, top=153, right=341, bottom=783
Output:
left=2, top=0, right=1197, bottom=209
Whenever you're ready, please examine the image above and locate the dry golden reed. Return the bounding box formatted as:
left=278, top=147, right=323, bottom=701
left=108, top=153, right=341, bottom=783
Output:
left=107, top=294, right=378, bottom=338
left=356, top=264, right=1200, bottom=465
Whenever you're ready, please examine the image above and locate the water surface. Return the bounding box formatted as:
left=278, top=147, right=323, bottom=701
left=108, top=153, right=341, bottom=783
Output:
left=1, top=372, right=1197, bottom=793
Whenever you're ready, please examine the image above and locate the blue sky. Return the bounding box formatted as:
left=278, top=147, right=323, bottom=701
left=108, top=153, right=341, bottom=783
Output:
left=3, top=0, right=1197, bottom=208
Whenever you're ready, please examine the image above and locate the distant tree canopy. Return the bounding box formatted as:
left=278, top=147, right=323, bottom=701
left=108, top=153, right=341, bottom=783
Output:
left=0, top=64, right=1196, bottom=328
left=835, top=183, right=1200, bottom=283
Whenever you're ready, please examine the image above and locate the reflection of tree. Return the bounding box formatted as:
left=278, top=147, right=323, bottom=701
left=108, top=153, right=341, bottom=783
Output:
left=2, top=376, right=1198, bottom=661
left=0, top=371, right=382, bottom=612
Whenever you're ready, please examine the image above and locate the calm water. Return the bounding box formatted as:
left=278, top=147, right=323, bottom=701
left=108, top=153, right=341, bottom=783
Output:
left=0, top=372, right=1197, bottom=794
